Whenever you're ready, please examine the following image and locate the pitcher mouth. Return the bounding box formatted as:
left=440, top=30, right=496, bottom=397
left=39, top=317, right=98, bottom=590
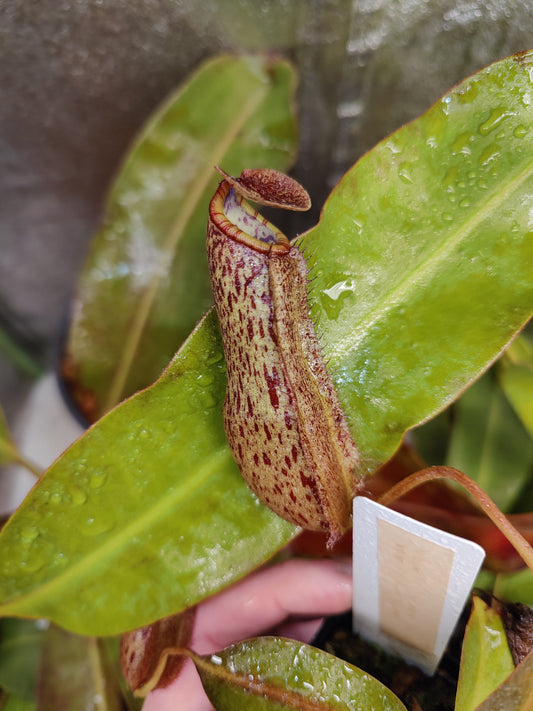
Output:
left=208, top=180, right=290, bottom=255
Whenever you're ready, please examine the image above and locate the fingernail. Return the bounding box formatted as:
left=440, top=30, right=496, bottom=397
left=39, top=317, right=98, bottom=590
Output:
left=331, top=557, right=352, bottom=577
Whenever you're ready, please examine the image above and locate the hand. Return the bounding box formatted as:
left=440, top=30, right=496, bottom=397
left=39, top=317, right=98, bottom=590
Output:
left=142, top=557, right=352, bottom=711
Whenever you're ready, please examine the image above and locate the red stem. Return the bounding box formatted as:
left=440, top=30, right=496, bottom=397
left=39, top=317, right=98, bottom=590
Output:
left=378, top=466, right=533, bottom=574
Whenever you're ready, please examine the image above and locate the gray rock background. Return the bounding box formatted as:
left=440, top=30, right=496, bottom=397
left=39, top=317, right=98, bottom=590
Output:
left=1, top=0, right=531, bottom=422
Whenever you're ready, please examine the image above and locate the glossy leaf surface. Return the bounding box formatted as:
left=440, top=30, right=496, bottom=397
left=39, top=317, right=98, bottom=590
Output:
left=455, top=596, right=514, bottom=711
left=303, top=51, right=533, bottom=467
left=474, top=649, right=533, bottom=710
left=65, top=54, right=298, bottom=419
left=194, top=636, right=407, bottom=710
left=0, top=619, right=44, bottom=701
left=0, top=312, right=295, bottom=635
left=446, top=373, right=533, bottom=511
left=1, top=53, right=533, bottom=635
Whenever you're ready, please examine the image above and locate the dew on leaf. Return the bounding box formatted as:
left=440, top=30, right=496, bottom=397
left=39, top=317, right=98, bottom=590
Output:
left=69, top=486, right=87, bottom=506
left=479, top=143, right=501, bottom=166
left=457, top=81, right=479, bottom=103
left=398, top=162, right=413, bottom=184
left=82, top=515, right=115, bottom=536
left=450, top=131, right=473, bottom=154
left=478, top=107, right=512, bottom=135
left=20, top=525, right=39, bottom=544
left=514, top=124, right=528, bottom=138
left=206, top=352, right=223, bottom=366
left=21, top=556, right=45, bottom=574
left=443, top=165, right=459, bottom=187
left=89, top=471, right=108, bottom=489
left=196, top=372, right=215, bottom=386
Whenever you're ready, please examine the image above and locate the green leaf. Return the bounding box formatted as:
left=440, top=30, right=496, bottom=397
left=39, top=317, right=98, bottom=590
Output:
left=474, top=649, right=533, bottom=711
left=2, top=52, right=533, bottom=636
left=302, top=51, right=533, bottom=467
left=192, top=636, right=407, bottom=711
left=455, top=596, right=514, bottom=711
left=0, top=406, right=18, bottom=466
left=65, top=54, right=298, bottom=419
left=0, top=619, right=45, bottom=701
left=499, top=335, right=533, bottom=437
left=446, top=372, right=533, bottom=511
left=494, top=568, right=533, bottom=605
left=0, top=311, right=295, bottom=635
left=0, top=696, right=35, bottom=711
left=0, top=327, right=42, bottom=379
left=36, top=624, right=122, bottom=711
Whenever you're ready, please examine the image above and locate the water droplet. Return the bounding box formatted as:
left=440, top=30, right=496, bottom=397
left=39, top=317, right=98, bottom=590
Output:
left=442, top=212, right=453, bottom=221
left=196, top=372, right=214, bottom=386
left=352, top=213, right=367, bottom=230
left=477, top=179, right=488, bottom=189
left=206, top=352, right=223, bottom=366
left=514, top=124, right=528, bottom=138
left=398, top=162, right=413, bottom=184
left=138, top=428, right=149, bottom=439
left=459, top=198, right=471, bottom=208
left=50, top=491, right=64, bottom=505
left=479, top=144, right=501, bottom=166
left=70, top=486, right=87, bottom=506
left=457, top=82, right=479, bottom=104
left=22, top=557, right=45, bottom=573
left=467, top=170, right=476, bottom=180
left=75, top=462, right=87, bottom=475
left=21, top=525, right=39, bottom=543
left=82, top=515, right=115, bottom=536
left=451, top=132, right=473, bottom=155
left=89, top=471, right=107, bottom=489
left=479, top=107, right=512, bottom=135
left=443, top=165, right=459, bottom=190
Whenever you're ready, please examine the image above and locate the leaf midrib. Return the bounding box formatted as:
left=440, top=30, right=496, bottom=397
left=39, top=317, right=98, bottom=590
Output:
left=325, top=158, right=533, bottom=362
left=103, top=82, right=270, bottom=413
left=0, top=448, right=231, bottom=617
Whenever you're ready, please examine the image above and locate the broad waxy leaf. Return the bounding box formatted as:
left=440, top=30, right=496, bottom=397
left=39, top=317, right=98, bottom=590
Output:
left=446, top=373, right=533, bottom=511
left=193, top=636, right=407, bottom=711
left=303, top=51, right=533, bottom=467
left=455, top=596, right=514, bottom=711
left=474, top=649, right=533, bottom=710
left=1, top=52, right=533, bottom=634
left=0, top=312, right=295, bottom=635
left=65, top=54, right=298, bottom=420
left=0, top=619, right=45, bottom=701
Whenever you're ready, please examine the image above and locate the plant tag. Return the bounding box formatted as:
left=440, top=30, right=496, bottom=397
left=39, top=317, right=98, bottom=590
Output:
left=352, top=497, right=485, bottom=675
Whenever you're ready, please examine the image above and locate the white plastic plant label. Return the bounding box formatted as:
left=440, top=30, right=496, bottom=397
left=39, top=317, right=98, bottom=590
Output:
left=352, top=496, right=485, bottom=675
